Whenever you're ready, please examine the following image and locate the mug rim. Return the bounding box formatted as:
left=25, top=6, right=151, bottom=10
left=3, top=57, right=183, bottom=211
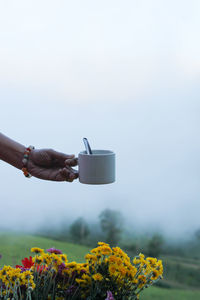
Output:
left=79, top=150, right=114, bottom=156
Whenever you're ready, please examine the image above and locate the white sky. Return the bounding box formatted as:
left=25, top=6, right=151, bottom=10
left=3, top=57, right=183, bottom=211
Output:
left=0, top=0, right=200, bottom=238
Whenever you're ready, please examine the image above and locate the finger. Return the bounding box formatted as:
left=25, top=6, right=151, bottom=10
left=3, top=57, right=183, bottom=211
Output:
left=65, top=158, right=78, bottom=167
left=69, top=173, right=76, bottom=181
left=66, top=166, right=79, bottom=178
left=30, top=166, right=67, bottom=182
left=59, top=168, right=71, bottom=180
left=64, top=165, right=78, bottom=173
left=48, top=149, right=75, bottom=164
left=69, top=170, right=79, bottom=180
left=59, top=168, right=78, bottom=181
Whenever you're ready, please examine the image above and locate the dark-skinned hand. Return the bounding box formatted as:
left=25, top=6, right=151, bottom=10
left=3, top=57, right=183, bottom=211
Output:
left=27, top=148, right=78, bottom=182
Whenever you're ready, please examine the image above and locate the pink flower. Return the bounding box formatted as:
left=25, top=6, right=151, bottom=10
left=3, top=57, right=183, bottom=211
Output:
left=105, top=291, right=115, bottom=300
left=46, top=248, right=62, bottom=254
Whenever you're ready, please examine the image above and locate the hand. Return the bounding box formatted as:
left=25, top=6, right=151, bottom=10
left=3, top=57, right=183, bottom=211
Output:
left=27, top=148, right=78, bottom=182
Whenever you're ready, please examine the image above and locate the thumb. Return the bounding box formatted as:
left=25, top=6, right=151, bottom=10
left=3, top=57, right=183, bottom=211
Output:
left=66, top=154, right=75, bottom=159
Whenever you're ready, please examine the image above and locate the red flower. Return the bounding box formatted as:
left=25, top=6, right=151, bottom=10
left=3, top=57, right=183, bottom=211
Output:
left=36, top=264, right=47, bottom=273
left=22, top=256, right=34, bottom=268
left=16, top=256, right=34, bottom=269
left=16, top=256, right=47, bottom=274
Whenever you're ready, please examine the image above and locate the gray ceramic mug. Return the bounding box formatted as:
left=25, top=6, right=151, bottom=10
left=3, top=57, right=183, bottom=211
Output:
left=78, top=150, right=115, bottom=185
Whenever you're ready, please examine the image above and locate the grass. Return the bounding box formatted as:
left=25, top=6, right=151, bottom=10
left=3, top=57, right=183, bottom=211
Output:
left=142, top=286, right=200, bottom=300
left=161, top=255, right=200, bottom=289
left=0, top=231, right=90, bottom=267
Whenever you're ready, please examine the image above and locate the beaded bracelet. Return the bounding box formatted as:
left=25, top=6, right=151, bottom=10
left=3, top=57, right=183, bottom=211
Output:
left=22, top=146, right=35, bottom=178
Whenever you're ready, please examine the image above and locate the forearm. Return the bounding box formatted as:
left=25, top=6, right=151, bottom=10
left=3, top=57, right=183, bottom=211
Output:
left=0, top=133, right=26, bottom=170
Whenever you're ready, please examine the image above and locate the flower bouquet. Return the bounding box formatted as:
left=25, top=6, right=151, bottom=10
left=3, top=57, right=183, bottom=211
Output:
left=0, top=242, right=163, bottom=299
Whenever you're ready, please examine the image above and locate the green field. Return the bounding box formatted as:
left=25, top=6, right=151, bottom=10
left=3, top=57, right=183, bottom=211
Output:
left=0, top=232, right=200, bottom=300
left=161, top=255, right=200, bottom=289
left=142, top=287, right=200, bottom=300
left=0, top=232, right=90, bottom=266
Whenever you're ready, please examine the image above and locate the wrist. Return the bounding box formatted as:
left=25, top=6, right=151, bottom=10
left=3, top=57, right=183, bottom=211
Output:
left=14, top=146, right=26, bottom=169
left=22, top=146, right=35, bottom=177
left=0, top=133, right=26, bottom=170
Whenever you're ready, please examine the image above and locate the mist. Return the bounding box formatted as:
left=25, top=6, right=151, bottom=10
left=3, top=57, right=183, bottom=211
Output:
left=0, top=0, right=200, bottom=240
left=1, top=88, right=199, bottom=240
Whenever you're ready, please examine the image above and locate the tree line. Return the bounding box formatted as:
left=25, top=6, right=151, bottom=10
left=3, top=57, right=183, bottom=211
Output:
left=37, top=208, right=164, bottom=258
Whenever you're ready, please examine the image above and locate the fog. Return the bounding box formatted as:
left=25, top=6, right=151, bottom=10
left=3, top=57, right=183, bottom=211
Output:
left=0, top=0, right=200, bottom=239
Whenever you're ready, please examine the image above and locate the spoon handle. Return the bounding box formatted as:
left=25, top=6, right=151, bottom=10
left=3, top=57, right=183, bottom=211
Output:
left=83, top=138, right=93, bottom=155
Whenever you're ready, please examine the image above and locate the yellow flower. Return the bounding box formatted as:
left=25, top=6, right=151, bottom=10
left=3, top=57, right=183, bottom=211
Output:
left=92, top=273, right=103, bottom=281
left=146, top=257, right=157, bottom=268
left=128, top=266, right=137, bottom=280
left=80, top=263, right=88, bottom=268
left=21, top=270, right=36, bottom=288
left=133, top=278, right=138, bottom=284
left=82, top=273, right=91, bottom=282
left=151, top=270, right=160, bottom=280
left=6, top=268, right=21, bottom=284
left=1, top=268, right=36, bottom=291
left=85, top=254, right=98, bottom=262
left=91, top=248, right=98, bottom=254
left=47, top=253, right=63, bottom=267
left=138, top=253, right=146, bottom=266
left=76, top=274, right=91, bottom=287
left=0, top=266, right=12, bottom=279
left=112, top=247, right=124, bottom=257
left=100, top=246, right=112, bottom=256
left=115, top=257, right=123, bottom=266
left=138, top=275, right=146, bottom=288
left=156, top=260, right=163, bottom=276
left=98, top=242, right=110, bottom=246
left=67, top=262, right=77, bottom=268
left=60, top=254, right=68, bottom=263
left=76, top=278, right=87, bottom=285
left=21, top=270, right=32, bottom=281
left=133, top=257, right=141, bottom=265
left=118, top=265, right=127, bottom=277
left=109, top=255, right=118, bottom=264
left=139, top=253, right=145, bottom=259
left=133, top=253, right=146, bottom=266
left=33, top=256, right=43, bottom=264
left=91, top=244, right=112, bottom=257
left=109, top=264, right=117, bottom=276
left=31, top=247, right=44, bottom=254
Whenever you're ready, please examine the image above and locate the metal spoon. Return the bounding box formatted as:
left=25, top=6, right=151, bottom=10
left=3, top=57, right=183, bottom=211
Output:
left=83, top=138, right=93, bottom=155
